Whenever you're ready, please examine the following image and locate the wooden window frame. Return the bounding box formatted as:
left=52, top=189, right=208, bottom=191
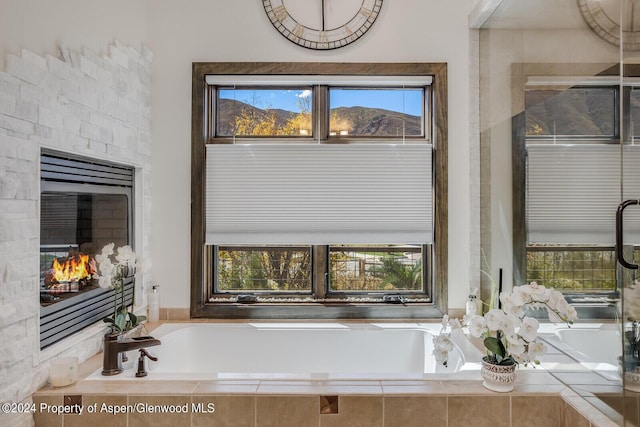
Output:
left=191, top=62, right=448, bottom=319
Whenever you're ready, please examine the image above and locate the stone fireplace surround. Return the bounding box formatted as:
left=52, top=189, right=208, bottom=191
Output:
left=0, top=42, right=151, bottom=427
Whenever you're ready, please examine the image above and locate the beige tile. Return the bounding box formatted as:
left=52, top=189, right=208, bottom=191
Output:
left=166, top=308, right=190, bottom=320
left=192, top=395, right=254, bottom=427
left=117, top=380, right=200, bottom=394
left=127, top=395, right=191, bottom=427
left=573, top=384, right=624, bottom=396
left=562, top=389, right=622, bottom=426
left=588, top=394, right=633, bottom=426
left=442, top=380, right=496, bottom=395
left=552, top=371, right=614, bottom=386
left=318, top=381, right=383, bottom=395
left=511, top=384, right=566, bottom=394
left=448, top=396, right=509, bottom=427
left=64, top=395, right=127, bottom=427
left=320, top=396, right=383, bottom=427
left=77, top=353, right=103, bottom=378
left=384, top=396, right=446, bottom=427
left=512, top=395, right=562, bottom=427
left=194, top=380, right=260, bottom=394
left=50, top=379, right=198, bottom=395
left=514, top=371, right=563, bottom=386
left=256, top=395, right=318, bottom=427
left=563, top=401, right=591, bottom=427
left=381, top=380, right=446, bottom=394
left=32, top=394, right=63, bottom=427
left=256, top=381, right=320, bottom=394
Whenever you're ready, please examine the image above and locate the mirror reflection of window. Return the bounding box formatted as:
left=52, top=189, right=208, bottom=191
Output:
left=524, top=87, right=616, bottom=138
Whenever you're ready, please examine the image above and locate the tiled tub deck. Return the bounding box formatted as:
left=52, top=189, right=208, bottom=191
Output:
left=32, top=371, right=610, bottom=427
left=31, top=321, right=625, bottom=426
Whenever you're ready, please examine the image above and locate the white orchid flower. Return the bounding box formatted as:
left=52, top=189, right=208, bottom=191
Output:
left=508, top=339, right=526, bottom=356
left=512, top=352, right=531, bottom=365
left=433, top=348, right=448, bottom=366
left=115, top=245, right=137, bottom=268
left=519, top=317, right=539, bottom=342
left=441, top=314, right=449, bottom=329
left=528, top=341, right=546, bottom=359
left=433, top=334, right=454, bottom=352
left=101, top=242, right=115, bottom=256
left=485, top=309, right=505, bottom=332
left=98, top=275, right=113, bottom=288
left=503, top=302, right=525, bottom=319
left=468, top=315, right=487, bottom=338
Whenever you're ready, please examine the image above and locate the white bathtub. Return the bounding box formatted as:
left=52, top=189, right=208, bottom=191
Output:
left=87, top=322, right=482, bottom=381
left=539, top=323, right=622, bottom=371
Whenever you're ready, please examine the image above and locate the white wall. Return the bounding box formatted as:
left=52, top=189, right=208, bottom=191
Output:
left=0, top=0, right=148, bottom=70
left=148, top=0, right=477, bottom=311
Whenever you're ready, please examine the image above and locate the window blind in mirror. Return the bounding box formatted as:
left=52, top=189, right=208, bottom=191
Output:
left=527, top=144, right=640, bottom=244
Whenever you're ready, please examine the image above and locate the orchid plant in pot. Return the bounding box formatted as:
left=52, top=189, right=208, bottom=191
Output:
left=95, top=243, right=146, bottom=334
left=433, top=282, right=578, bottom=392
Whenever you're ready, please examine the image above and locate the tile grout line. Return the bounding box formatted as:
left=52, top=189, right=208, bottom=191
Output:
left=445, top=394, right=449, bottom=427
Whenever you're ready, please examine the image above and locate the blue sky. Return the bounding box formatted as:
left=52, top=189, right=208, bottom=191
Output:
left=220, top=88, right=423, bottom=117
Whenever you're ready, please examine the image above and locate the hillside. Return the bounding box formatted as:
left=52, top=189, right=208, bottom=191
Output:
left=217, top=98, right=422, bottom=137
left=217, top=98, right=293, bottom=135
left=524, top=89, right=633, bottom=136
left=330, top=106, right=421, bottom=136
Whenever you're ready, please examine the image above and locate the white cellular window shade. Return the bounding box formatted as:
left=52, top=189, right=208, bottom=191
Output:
left=527, top=144, right=640, bottom=244
left=205, top=144, right=432, bottom=245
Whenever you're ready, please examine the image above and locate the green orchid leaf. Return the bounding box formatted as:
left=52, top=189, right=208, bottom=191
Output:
left=484, top=336, right=506, bottom=358
left=501, top=355, right=516, bottom=366
left=115, top=312, right=126, bottom=330
left=129, top=312, right=138, bottom=326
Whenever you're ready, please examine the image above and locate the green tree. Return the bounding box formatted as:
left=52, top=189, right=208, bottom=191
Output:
left=377, top=258, right=422, bottom=291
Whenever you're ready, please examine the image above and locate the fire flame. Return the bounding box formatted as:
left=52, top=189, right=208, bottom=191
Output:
left=51, top=254, right=95, bottom=283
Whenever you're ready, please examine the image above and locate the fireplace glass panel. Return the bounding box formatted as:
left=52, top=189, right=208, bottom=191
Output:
left=40, top=192, right=130, bottom=306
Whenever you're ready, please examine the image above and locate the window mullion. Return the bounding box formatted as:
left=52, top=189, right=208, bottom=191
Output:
left=313, top=245, right=328, bottom=299
left=315, top=85, right=328, bottom=142
left=621, top=86, right=630, bottom=143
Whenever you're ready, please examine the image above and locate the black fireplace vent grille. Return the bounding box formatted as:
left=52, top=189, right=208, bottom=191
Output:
left=40, top=279, right=134, bottom=349
left=41, top=153, right=134, bottom=187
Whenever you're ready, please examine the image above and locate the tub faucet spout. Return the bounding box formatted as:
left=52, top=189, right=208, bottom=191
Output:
left=102, top=333, right=161, bottom=376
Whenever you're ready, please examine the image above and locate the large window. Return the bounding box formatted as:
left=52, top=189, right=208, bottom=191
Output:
left=192, top=63, right=448, bottom=318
